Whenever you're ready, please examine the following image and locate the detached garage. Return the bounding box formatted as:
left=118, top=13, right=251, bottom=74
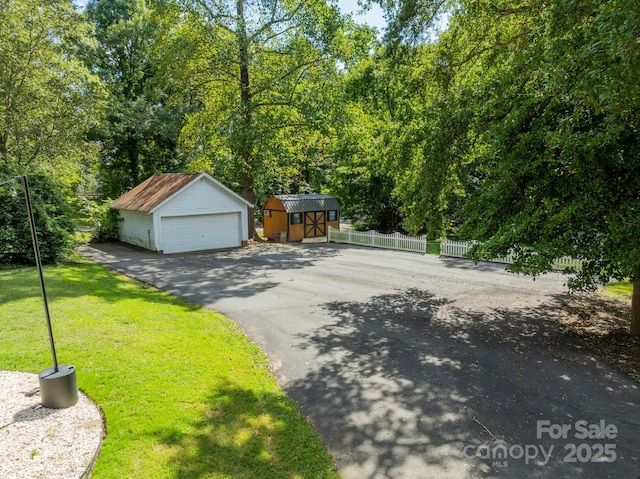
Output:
left=111, top=173, right=253, bottom=254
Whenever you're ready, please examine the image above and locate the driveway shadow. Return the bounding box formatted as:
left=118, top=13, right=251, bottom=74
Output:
left=289, top=288, right=640, bottom=478
left=78, top=242, right=340, bottom=305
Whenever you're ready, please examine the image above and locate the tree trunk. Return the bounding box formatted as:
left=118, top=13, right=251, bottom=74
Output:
left=237, top=0, right=257, bottom=239
left=241, top=175, right=257, bottom=239
left=631, top=279, right=640, bottom=335
left=128, top=136, right=139, bottom=186
left=0, top=131, right=7, bottom=164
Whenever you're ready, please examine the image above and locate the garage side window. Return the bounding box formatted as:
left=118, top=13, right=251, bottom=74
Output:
left=328, top=210, right=337, bottom=221
left=291, top=213, right=302, bottom=224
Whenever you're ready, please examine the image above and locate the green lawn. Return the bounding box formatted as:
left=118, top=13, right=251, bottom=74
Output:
left=426, top=240, right=440, bottom=256
left=0, top=258, right=340, bottom=479
left=602, top=281, right=633, bottom=299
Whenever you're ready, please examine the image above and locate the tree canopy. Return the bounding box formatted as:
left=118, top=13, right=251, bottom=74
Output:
left=163, top=0, right=374, bottom=235
left=85, top=0, right=189, bottom=197
left=0, top=0, right=103, bottom=185
left=378, top=0, right=640, bottom=333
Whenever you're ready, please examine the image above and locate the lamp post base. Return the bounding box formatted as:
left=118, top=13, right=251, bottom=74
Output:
left=38, top=365, right=78, bottom=409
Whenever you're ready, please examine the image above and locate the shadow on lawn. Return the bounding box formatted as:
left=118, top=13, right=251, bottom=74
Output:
left=156, top=381, right=339, bottom=479
left=0, top=259, right=201, bottom=312
left=286, top=288, right=640, bottom=479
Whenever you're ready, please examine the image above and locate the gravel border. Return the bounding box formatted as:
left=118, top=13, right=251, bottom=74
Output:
left=0, top=371, right=105, bottom=479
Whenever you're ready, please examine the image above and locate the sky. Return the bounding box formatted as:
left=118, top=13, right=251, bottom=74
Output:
left=338, top=0, right=387, bottom=33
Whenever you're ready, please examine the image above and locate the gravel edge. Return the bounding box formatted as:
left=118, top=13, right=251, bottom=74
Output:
left=0, top=371, right=105, bottom=479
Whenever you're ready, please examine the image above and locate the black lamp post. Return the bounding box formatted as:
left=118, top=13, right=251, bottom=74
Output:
left=2, top=175, right=78, bottom=408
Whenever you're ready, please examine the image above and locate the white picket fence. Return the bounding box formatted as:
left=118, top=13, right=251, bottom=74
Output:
left=440, top=239, right=583, bottom=270
left=327, top=230, right=582, bottom=269
left=328, top=227, right=426, bottom=254
left=440, top=240, right=513, bottom=263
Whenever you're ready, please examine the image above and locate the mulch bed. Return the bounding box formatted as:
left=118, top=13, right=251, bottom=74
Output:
left=559, top=293, right=640, bottom=382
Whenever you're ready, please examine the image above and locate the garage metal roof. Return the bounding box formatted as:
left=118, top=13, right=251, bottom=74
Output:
left=275, top=194, right=341, bottom=213
left=111, top=173, right=200, bottom=213
left=111, top=173, right=253, bottom=213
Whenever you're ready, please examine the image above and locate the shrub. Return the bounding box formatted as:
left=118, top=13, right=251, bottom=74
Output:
left=79, top=199, right=121, bottom=242
left=0, top=174, right=75, bottom=266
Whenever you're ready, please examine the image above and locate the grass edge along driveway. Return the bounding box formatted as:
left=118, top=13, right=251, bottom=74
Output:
left=0, top=257, right=341, bottom=479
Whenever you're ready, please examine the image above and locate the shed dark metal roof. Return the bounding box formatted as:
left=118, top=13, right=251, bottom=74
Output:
left=274, top=194, right=341, bottom=213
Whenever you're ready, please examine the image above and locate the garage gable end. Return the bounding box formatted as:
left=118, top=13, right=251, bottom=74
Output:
left=154, top=177, right=247, bottom=217
left=151, top=174, right=253, bottom=215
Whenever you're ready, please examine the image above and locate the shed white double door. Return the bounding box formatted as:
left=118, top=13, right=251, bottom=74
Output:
left=161, top=213, right=242, bottom=254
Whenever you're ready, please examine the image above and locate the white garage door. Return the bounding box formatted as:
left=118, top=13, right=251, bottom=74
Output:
left=161, top=213, right=242, bottom=254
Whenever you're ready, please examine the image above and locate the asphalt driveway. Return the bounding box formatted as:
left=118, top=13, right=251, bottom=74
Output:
left=79, top=242, right=640, bottom=479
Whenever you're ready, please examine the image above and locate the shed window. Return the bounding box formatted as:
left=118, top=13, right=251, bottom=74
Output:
left=264, top=209, right=271, bottom=217
left=328, top=210, right=338, bottom=221
left=291, top=213, right=302, bottom=224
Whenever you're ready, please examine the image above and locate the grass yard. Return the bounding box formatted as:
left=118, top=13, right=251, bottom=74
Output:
left=425, top=240, right=440, bottom=256
left=603, top=280, right=633, bottom=298
left=0, top=258, right=341, bottom=479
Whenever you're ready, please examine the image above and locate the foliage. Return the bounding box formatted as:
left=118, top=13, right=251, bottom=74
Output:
left=0, top=174, right=75, bottom=266
left=380, top=0, right=451, bottom=41
left=455, top=1, right=640, bottom=290
left=76, top=197, right=122, bottom=242
left=0, top=259, right=341, bottom=478
left=164, top=0, right=375, bottom=234
left=379, top=0, right=640, bottom=283
left=385, top=44, right=475, bottom=237
left=379, top=0, right=640, bottom=332
left=0, top=0, right=103, bottom=186
left=331, top=53, right=404, bottom=233
left=85, top=0, right=189, bottom=197
left=94, top=207, right=122, bottom=243
left=334, top=165, right=402, bottom=233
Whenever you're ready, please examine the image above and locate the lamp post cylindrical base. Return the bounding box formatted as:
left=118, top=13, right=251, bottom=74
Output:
left=38, top=365, right=78, bottom=409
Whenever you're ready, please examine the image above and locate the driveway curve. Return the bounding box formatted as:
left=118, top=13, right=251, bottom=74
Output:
left=79, top=242, right=640, bottom=479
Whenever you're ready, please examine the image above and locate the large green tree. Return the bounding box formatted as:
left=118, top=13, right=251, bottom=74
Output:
left=381, top=41, right=475, bottom=237
left=0, top=0, right=102, bottom=184
left=332, top=52, right=404, bottom=233
left=463, top=0, right=640, bottom=335
left=169, top=0, right=371, bottom=236
left=86, top=0, right=188, bottom=197
left=382, top=0, right=640, bottom=334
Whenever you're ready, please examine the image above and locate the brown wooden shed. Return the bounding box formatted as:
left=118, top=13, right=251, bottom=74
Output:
left=262, top=194, right=341, bottom=242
